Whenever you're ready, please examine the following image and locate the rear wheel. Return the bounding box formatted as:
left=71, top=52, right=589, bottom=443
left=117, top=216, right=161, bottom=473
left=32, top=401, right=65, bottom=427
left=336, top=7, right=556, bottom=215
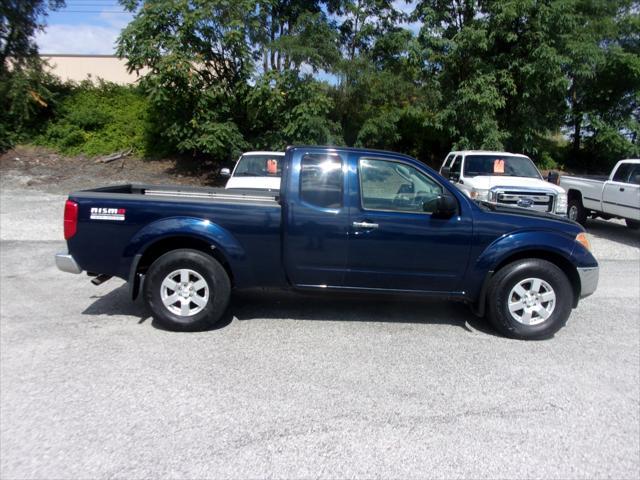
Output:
left=626, top=219, right=640, bottom=230
left=143, top=249, right=231, bottom=331
left=486, top=259, right=573, bottom=340
left=568, top=196, right=588, bottom=226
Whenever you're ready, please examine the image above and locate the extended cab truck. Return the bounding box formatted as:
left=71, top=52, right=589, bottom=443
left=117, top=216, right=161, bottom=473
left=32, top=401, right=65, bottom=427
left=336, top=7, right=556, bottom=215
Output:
left=440, top=151, right=568, bottom=216
left=560, top=159, right=640, bottom=230
left=56, top=146, right=599, bottom=340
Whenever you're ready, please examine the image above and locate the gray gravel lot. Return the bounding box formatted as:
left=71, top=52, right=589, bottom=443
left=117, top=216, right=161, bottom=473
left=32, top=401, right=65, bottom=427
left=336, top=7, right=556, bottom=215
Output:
left=1, top=182, right=639, bottom=479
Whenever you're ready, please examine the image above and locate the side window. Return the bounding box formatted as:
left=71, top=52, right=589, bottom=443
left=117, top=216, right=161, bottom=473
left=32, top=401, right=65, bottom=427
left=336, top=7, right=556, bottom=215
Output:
left=442, top=154, right=453, bottom=169
left=612, top=163, right=632, bottom=183
left=628, top=165, right=640, bottom=185
left=359, top=158, right=443, bottom=214
left=450, top=155, right=462, bottom=177
left=300, top=154, right=343, bottom=209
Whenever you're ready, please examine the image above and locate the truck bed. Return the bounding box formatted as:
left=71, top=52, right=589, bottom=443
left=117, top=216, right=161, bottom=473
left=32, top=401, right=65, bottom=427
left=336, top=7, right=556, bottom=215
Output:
left=68, top=183, right=283, bottom=287
left=561, top=174, right=609, bottom=183
left=84, top=183, right=279, bottom=204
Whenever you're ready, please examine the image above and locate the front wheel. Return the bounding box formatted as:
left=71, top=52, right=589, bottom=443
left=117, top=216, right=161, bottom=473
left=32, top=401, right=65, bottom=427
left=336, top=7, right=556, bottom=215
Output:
left=486, top=259, right=573, bottom=340
left=143, top=249, right=231, bottom=331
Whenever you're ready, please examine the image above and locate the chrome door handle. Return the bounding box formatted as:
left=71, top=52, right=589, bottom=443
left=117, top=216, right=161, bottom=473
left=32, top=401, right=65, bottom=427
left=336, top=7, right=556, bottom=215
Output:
left=353, top=221, right=379, bottom=229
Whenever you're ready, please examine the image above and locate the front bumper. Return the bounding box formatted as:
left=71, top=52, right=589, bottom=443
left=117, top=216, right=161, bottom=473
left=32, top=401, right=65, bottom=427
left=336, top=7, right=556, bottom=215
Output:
left=577, top=266, right=599, bottom=298
left=55, top=251, right=82, bottom=274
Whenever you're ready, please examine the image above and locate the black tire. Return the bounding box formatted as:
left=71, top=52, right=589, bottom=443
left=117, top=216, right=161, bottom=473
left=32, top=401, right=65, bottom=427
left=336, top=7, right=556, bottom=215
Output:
left=143, top=249, right=231, bottom=331
left=486, top=259, right=573, bottom=340
left=567, top=196, right=588, bottom=226
left=626, top=219, right=640, bottom=230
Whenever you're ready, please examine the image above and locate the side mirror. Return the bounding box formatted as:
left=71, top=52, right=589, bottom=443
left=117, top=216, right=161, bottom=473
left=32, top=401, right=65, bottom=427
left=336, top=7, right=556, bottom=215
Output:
left=441, top=166, right=451, bottom=178
left=547, top=171, right=559, bottom=185
left=220, top=168, right=231, bottom=177
left=429, top=194, right=458, bottom=219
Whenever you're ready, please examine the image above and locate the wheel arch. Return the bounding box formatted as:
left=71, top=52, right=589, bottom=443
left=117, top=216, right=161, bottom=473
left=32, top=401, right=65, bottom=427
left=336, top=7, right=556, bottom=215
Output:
left=129, top=235, right=236, bottom=300
left=124, top=217, right=250, bottom=300
left=567, top=188, right=583, bottom=204
left=493, top=249, right=580, bottom=306
left=474, top=248, right=581, bottom=316
left=138, top=235, right=234, bottom=280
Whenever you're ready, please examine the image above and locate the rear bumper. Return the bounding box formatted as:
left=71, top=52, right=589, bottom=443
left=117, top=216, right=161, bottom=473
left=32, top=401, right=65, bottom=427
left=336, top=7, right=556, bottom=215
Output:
left=577, top=266, right=599, bottom=298
left=55, top=251, right=82, bottom=274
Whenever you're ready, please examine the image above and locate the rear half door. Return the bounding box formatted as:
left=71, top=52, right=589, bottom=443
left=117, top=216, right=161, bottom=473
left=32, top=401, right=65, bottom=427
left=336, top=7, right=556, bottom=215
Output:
left=282, top=148, right=350, bottom=287
left=345, top=153, right=473, bottom=293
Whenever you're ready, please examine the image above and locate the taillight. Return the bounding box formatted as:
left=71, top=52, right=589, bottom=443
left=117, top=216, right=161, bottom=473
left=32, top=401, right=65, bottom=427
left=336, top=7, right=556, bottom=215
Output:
left=64, top=200, right=78, bottom=240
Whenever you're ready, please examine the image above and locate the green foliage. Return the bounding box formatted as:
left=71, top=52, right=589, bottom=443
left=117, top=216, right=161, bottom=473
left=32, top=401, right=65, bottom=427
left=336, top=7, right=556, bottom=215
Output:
left=1, top=0, right=65, bottom=151
left=1, top=0, right=65, bottom=75
left=0, top=65, right=64, bottom=151
left=34, top=82, right=152, bottom=157
left=6, top=0, right=639, bottom=171
left=246, top=70, right=342, bottom=148
left=537, top=152, right=559, bottom=171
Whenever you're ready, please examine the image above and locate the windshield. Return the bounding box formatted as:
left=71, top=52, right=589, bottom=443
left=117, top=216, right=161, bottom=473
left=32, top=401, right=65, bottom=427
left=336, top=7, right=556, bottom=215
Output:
left=463, top=155, right=541, bottom=179
left=234, top=155, right=283, bottom=177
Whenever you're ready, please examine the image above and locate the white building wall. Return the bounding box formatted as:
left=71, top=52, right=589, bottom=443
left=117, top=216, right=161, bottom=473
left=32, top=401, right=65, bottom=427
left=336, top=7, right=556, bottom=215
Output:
left=41, top=54, right=148, bottom=84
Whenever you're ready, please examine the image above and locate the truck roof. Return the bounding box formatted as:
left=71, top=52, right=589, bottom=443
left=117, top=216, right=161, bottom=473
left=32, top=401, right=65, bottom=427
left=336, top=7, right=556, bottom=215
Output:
left=241, top=151, right=285, bottom=156
left=448, top=150, right=531, bottom=158
left=287, top=145, right=416, bottom=161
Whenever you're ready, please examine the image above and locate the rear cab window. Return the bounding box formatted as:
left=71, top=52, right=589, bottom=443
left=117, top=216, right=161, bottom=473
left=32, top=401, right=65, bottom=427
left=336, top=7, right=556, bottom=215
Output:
left=299, top=154, right=343, bottom=209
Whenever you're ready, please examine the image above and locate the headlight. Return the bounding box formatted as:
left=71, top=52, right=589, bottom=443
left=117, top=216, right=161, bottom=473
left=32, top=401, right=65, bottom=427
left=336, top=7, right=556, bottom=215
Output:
left=470, top=189, right=490, bottom=201
left=576, top=232, right=591, bottom=251
left=556, top=193, right=568, bottom=214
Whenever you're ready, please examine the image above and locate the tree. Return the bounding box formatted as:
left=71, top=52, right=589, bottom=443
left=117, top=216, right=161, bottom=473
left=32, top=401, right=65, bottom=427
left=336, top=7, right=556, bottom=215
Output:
left=485, top=0, right=570, bottom=153
left=563, top=0, right=640, bottom=169
left=412, top=0, right=639, bottom=165
left=118, top=0, right=259, bottom=158
left=329, top=0, right=415, bottom=146
left=1, top=0, right=65, bottom=75
left=253, top=1, right=339, bottom=74
left=1, top=0, right=65, bottom=151
left=117, top=0, right=341, bottom=158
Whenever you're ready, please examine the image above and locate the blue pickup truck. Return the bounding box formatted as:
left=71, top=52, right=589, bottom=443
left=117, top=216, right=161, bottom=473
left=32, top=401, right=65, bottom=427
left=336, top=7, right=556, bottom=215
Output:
left=56, top=146, right=598, bottom=339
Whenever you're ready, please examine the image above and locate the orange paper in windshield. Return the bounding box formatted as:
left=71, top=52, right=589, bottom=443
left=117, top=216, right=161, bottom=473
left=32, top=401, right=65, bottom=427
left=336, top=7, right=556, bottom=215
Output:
left=493, top=159, right=505, bottom=174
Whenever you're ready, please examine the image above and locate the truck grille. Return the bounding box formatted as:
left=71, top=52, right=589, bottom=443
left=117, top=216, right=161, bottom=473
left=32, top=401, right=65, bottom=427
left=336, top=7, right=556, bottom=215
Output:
left=493, top=190, right=556, bottom=213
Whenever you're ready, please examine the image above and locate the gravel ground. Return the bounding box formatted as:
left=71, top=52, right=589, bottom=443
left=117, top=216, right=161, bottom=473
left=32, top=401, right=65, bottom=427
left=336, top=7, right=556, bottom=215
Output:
left=1, top=172, right=639, bottom=478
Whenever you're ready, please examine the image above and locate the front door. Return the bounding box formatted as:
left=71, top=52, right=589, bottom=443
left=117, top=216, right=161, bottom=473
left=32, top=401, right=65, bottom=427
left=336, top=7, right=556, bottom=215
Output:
left=345, top=155, right=472, bottom=293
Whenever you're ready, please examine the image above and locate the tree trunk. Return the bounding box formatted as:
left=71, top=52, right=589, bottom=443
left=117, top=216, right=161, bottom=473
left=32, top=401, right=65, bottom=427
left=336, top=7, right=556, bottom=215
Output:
left=570, top=79, right=581, bottom=154
left=269, top=12, right=276, bottom=72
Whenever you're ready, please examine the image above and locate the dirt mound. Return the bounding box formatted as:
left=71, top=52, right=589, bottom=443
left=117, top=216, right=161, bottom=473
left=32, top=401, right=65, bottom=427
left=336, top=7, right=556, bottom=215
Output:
left=0, top=146, right=226, bottom=194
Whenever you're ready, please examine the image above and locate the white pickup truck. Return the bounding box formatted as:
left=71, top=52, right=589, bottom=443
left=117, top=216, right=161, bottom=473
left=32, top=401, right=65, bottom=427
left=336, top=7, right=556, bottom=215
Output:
left=560, top=159, right=640, bottom=230
left=439, top=150, right=568, bottom=215
left=220, top=151, right=284, bottom=190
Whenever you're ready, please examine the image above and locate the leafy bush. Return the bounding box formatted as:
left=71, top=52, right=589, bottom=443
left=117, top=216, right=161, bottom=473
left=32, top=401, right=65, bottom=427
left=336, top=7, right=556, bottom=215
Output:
left=33, top=82, right=153, bottom=157
left=536, top=151, right=559, bottom=171
left=0, top=65, right=65, bottom=152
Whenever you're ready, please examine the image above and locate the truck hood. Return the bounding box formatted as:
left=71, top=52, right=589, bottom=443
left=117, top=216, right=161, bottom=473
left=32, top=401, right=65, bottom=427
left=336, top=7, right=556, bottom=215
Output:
left=477, top=201, right=578, bottom=228
left=225, top=177, right=281, bottom=190
left=465, top=175, right=565, bottom=193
